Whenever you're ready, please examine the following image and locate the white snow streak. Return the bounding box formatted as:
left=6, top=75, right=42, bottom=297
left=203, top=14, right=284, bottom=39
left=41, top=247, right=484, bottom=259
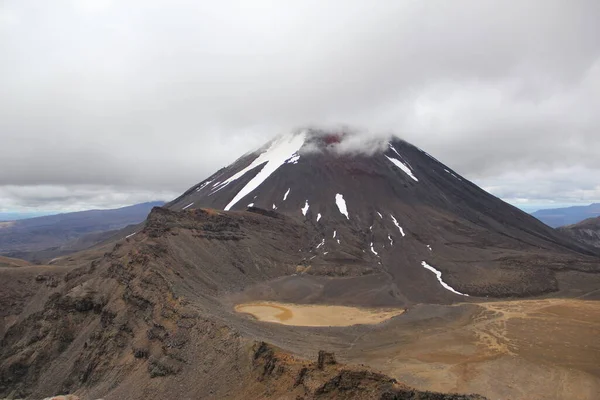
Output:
left=377, top=212, right=383, bottom=219
left=285, top=153, right=300, bottom=164
left=220, top=132, right=306, bottom=210
left=125, top=232, right=138, bottom=239
left=208, top=181, right=227, bottom=196
left=273, top=204, right=277, bottom=210
left=316, top=239, right=325, bottom=249
left=317, top=213, right=322, bottom=222
left=247, top=203, right=254, bottom=207
left=333, top=230, right=337, bottom=238
left=444, top=169, right=462, bottom=181
left=182, top=202, right=194, bottom=210
left=301, top=200, right=310, bottom=216
left=389, top=144, right=403, bottom=159
left=337, top=239, right=340, bottom=244
left=335, top=193, right=349, bottom=219
left=283, top=188, right=291, bottom=201
left=196, top=180, right=213, bottom=192
left=385, top=155, right=419, bottom=182
left=421, top=261, right=469, bottom=296
left=388, top=235, right=393, bottom=246
left=390, top=215, right=406, bottom=237
left=427, top=245, right=432, bottom=251
left=370, top=242, right=378, bottom=256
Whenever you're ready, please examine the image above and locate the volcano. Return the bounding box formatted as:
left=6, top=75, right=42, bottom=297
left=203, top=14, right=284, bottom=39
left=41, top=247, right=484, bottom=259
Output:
left=2, top=128, right=599, bottom=400
left=168, top=128, right=597, bottom=300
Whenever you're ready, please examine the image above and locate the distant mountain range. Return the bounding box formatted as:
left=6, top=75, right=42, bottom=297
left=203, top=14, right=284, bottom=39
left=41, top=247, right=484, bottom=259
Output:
left=0, top=201, right=164, bottom=263
left=531, top=203, right=600, bottom=228
left=0, top=212, right=56, bottom=221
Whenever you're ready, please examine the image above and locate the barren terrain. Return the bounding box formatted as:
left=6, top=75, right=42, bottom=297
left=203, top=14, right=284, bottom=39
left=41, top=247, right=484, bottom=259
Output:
left=1, top=207, right=598, bottom=400
left=233, top=297, right=600, bottom=400
left=235, top=302, right=404, bottom=326
left=349, top=299, right=600, bottom=400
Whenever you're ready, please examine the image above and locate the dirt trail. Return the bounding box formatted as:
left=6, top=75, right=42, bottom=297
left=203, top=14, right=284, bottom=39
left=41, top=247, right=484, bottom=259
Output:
left=235, top=302, right=404, bottom=327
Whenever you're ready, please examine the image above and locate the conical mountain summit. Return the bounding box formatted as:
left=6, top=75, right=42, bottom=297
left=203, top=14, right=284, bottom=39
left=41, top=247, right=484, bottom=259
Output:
left=165, top=128, right=598, bottom=300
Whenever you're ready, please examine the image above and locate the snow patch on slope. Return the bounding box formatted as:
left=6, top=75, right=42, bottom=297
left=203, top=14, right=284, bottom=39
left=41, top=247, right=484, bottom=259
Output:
left=182, top=202, right=194, bottom=210
left=388, top=235, right=393, bottom=246
left=196, top=180, right=213, bottom=192
left=317, top=213, right=322, bottom=222
left=370, top=242, right=378, bottom=256
left=390, top=215, right=406, bottom=236
left=444, top=169, right=462, bottom=181
left=285, top=153, right=300, bottom=164
left=220, top=132, right=307, bottom=210
left=283, top=188, right=291, bottom=201
left=335, top=193, right=349, bottom=219
left=301, top=200, right=310, bottom=216
left=421, top=261, right=469, bottom=296
left=316, top=238, right=325, bottom=249
left=385, top=155, right=418, bottom=182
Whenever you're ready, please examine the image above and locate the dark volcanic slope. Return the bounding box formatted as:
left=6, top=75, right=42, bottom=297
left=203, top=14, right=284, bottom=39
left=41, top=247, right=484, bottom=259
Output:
left=167, top=129, right=599, bottom=299
left=0, top=201, right=164, bottom=262
left=0, top=207, right=487, bottom=400
left=559, top=216, right=600, bottom=248
left=532, top=203, right=600, bottom=227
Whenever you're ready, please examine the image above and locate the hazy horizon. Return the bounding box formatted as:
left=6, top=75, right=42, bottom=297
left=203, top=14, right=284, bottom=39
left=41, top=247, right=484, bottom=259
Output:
left=0, top=198, right=595, bottom=220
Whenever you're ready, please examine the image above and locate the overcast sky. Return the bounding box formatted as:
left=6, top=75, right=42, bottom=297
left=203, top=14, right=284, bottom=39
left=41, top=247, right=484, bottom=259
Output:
left=1, top=0, right=599, bottom=214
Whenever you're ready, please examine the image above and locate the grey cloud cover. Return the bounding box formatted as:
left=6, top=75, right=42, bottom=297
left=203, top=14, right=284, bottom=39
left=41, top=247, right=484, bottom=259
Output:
left=1, top=0, right=599, bottom=212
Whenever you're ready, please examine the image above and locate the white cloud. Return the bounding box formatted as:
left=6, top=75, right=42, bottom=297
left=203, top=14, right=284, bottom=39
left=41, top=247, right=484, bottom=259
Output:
left=0, top=0, right=599, bottom=211
left=0, top=185, right=175, bottom=213
left=72, top=0, right=113, bottom=14
left=0, top=7, right=20, bottom=27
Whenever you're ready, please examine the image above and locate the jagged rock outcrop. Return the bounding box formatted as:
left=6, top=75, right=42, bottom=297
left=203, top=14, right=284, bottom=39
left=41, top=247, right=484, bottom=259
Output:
left=248, top=342, right=487, bottom=400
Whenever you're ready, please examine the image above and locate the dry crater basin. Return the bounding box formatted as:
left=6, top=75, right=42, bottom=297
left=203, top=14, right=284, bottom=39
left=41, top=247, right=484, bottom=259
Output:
left=235, top=302, right=404, bottom=327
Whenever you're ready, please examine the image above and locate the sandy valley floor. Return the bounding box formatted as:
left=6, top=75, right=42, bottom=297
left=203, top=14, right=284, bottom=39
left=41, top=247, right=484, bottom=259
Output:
left=235, top=302, right=404, bottom=326
left=234, top=298, right=600, bottom=400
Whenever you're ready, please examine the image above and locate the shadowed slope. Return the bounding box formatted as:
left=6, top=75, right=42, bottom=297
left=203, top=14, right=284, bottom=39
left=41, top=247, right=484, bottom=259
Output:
left=559, top=216, right=600, bottom=248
